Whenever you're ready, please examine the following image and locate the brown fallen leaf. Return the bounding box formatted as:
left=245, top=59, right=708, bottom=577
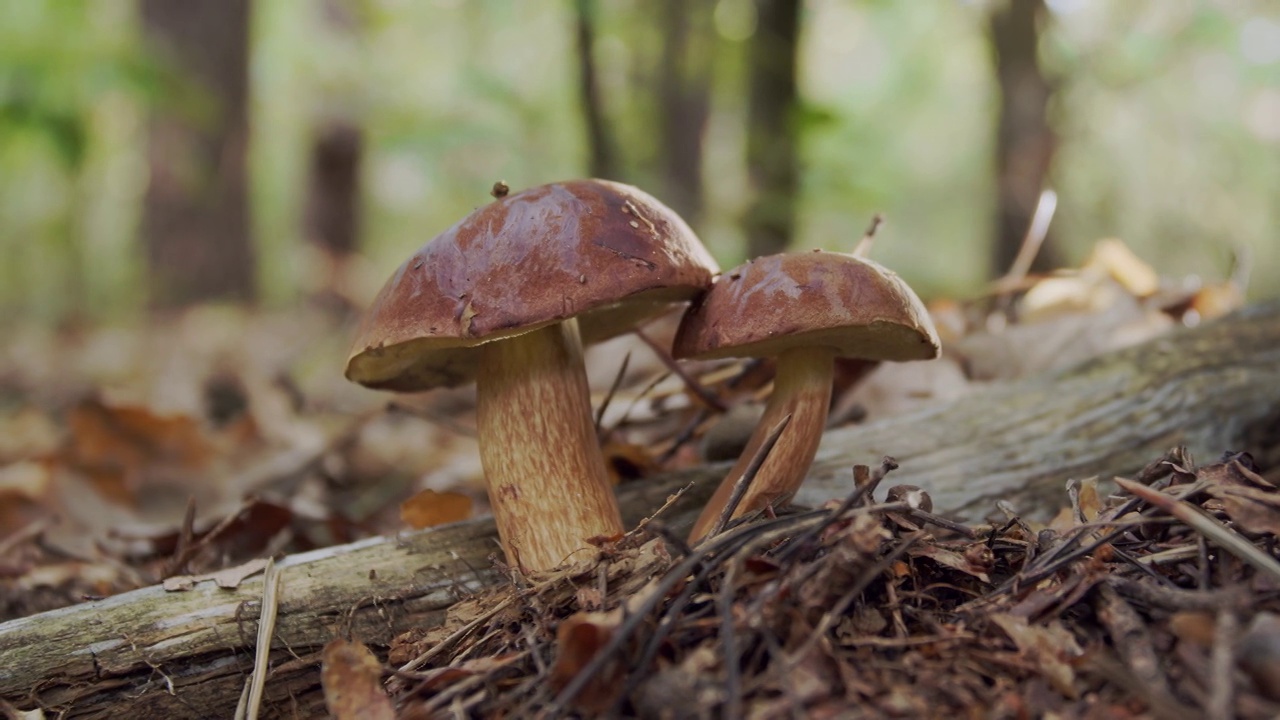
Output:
left=1084, top=238, right=1159, bottom=297
left=908, top=542, right=991, bottom=583
left=549, top=610, right=624, bottom=713
left=990, top=613, right=1082, bottom=699
left=321, top=639, right=395, bottom=720
left=399, top=489, right=472, bottom=529
left=1199, top=458, right=1280, bottom=537
left=64, top=397, right=212, bottom=505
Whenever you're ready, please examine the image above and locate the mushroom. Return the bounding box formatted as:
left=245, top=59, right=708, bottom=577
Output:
left=674, top=251, right=940, bottom=542
left=346, top=179, right=718, bottom=571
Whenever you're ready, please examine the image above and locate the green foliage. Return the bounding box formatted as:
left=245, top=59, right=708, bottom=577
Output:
left=1, top=0, right=1278, bottom=324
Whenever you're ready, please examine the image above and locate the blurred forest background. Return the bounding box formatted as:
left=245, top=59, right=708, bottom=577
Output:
left=0, top=0, right=1277, bottom=326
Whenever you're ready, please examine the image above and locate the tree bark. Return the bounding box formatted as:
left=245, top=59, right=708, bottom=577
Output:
left=655, top=0, right=714, bottom=226
left=304, top=121, right=362, bottom=259
left=744, top=0, right=802, bottom=258
left=4, top=301, right=1280, bottom=717
left=573, top=0, right=620, bottom=181
left=989, top=0, right=1059, bottom=276
left=141, top=0, right=256, bottom=308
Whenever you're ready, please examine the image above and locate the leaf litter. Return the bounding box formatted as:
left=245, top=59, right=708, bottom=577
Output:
left=0, top=238, right=1272, bottom=716
left=384, top=448, right=1280, bottom=719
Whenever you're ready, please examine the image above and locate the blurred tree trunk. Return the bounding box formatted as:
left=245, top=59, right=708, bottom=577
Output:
left=305, top=2, right=363, bottom=260
left=744, top=0, right=802, bottom=258
left=303, top=122, right=363, bottom=312
left=574, top=0, right=620, bottom=180
left=989, top=0, right=1059, bottom=277
left=141, top=0, right=255, bottom=308
left=655, top=0, right=713, bottom=225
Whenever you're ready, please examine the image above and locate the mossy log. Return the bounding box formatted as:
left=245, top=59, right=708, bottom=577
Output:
left=3, top=301, right=1280, bottom=718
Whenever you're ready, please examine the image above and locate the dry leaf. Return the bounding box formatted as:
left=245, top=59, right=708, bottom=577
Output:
left=64, top=398, right=211, bottom=504
left=909, top=543, right=992, bottom=583
left=1084, top=238, right=1159, bottom=297
left=321, top=639, right=395, bottom=720
left=549, top=610, right=624, bottom=713
left=399, top=489, right=472, bottom=529
left=1189, top=281, right=1244, bottom=322
left=1168, top=611, right=1216, bottom=648
left=991, top=613, right=1082, bottom=698
left=1199, top=458, right=1280, bottom=536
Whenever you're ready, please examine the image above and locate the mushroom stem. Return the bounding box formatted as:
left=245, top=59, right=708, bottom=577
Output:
left=688, top=346, right=836, bottom=542
left=475, top=318, right=624, bottom=571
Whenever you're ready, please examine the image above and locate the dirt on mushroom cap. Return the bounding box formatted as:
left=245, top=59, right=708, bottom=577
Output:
left=346, top=180, right=718, bottom=391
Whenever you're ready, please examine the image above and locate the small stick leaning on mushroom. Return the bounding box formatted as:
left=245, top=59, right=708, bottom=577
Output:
left=676, top=249, right=941, bottom=543
left=346, top=179, right=718, bottom=572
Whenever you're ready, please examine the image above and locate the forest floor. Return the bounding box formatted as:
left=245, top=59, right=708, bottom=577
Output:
left=2, top=240, right=1278, bottom=718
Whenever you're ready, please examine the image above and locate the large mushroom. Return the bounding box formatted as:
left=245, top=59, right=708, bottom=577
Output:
left=346, top=179, right=718, bottom=571
left=674, top=251, right=940, bottom=543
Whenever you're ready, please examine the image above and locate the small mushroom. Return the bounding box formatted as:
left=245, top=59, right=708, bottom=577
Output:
left=675, top=251, right=939, bottom=542
left=346, top=179, right=718, bottom=571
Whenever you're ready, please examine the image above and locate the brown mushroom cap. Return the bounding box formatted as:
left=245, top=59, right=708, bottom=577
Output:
left=347, top=179, right=719, bottom=390
left=673, top=251, right=940, bottom=362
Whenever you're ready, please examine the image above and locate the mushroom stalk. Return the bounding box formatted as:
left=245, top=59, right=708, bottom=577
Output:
left=688, top=346, right=837, bottom=542
left=475, top=318, right=624, bottom=571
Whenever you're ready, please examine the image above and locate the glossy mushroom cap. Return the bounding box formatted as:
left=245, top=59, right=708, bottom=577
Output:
left=673, top=251, right=940, bottom=362
left=346, top=179, right=720, bottom=390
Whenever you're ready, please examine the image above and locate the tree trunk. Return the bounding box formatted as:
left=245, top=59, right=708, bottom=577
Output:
left=573, top=0, right=620, bottom=181
left=304, top=121, right=362, bottom=259
left=141, top=0, right=256, bottom=308
left=4, top=301, right=1280, bottom=717
left=988, top=0, right=1059, bottom=276
left=744, top=0, right=802, bottom=258
left=655, top=0, right=714, bottom=226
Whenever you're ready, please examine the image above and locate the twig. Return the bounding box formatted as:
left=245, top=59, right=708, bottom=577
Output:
left=162, top=498, right=198, bottom=579
left=996, top=188, right=1058, bottom=290
left=398, top=594, right=521, bottom=673
left=613, top=370, right=673, bottom=437
left=702, top=414, right=793, bottom=540
left=1115, top=477, right=1280, bottom=584
left=789, top=531, right=924, bottom=663
left=549, top=510, right=828, bottom=717
left=632, top=329, right=726, bottom=412
left=720, top=558, right=744, bottom=720
left=630, top=481, right=695, bottom=537
left=237, top=558, right=282, bottom=720
left=1209, top=607, right=1238, bottom=719
left=159, top=498, right=258, bottom=580
left=775, top=457, right=899, bottom=565
left=907, top=509, right=980, bottom=539
left=851, top=213, right=884, bottom=258
left=1105, top=576, right=1244, bottom=612
left=0, top=518, right=49, bottom=558
left=593, top=351, right=631, bottom=435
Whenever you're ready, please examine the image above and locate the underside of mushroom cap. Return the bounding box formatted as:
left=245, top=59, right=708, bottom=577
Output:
left=673, top=251, right=940, bottom=362
left=347, top=180, right=719, bottom=390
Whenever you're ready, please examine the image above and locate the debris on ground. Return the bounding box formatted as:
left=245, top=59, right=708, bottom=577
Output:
left=378, top=449, right=1280, bottom=719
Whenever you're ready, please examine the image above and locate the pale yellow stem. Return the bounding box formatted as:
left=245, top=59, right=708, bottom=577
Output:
left=688, top=346, right=836, bottom=543
left=476, top=319, right=623, bottom=571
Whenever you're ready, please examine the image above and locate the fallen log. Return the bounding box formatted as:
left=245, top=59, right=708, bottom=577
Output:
left=3, top=300, right=1279, bottom=718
